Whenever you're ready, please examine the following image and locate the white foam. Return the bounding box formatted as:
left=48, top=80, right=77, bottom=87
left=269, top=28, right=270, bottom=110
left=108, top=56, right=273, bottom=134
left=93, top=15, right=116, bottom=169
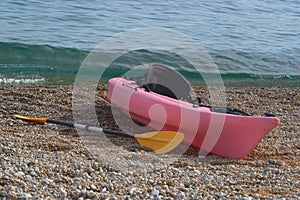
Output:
left=0, top=77, right=45, bottom=84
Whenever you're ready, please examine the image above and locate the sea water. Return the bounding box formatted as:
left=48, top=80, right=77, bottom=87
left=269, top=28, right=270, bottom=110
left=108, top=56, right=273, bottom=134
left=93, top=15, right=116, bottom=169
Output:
left=0, top=0, right=299, bottom=86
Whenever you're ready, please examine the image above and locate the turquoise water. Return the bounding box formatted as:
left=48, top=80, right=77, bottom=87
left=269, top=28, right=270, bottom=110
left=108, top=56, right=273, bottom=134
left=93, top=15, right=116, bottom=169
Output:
left=0, top=1, right=299, bottom=86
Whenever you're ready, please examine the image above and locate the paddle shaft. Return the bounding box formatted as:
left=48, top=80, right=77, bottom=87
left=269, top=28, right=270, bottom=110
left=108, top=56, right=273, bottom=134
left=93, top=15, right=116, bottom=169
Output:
left=14, top=114, right=184, bottom=154
left=46, top=119, right=134, bottom=138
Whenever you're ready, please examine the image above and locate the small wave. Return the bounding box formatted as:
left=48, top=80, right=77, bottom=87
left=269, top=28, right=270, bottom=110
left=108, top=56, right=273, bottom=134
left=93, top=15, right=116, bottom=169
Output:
left=0, top=77, right=45, bottom=84
left=0, top=42, right=88, bottom=67
left=1, top=42, right=299, bottom=87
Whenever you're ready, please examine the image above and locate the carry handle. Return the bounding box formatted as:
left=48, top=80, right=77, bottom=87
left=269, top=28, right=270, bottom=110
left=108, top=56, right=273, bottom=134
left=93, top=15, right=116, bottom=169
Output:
left=122, top=83, right=138, bottom=91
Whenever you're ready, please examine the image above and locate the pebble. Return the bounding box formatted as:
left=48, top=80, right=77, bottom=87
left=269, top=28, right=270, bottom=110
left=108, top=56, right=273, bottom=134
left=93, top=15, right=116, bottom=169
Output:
left=214, top=191, right=224, bottom=198
left=109, top=196, right=117, bottom=200
left=268, top=159, right=278, bottom=165
left=183, top=181, right=190, bottom=187
left=90, top=184, right=97, bottom=191
left=177, top=191, right=186, bottom=199
left=70, top=186, right=77, bottom=191
left=151, top=189, right=159, bottom=196
left=41, top=178, right=52, bottom=186
left=239, top=197, right=252, bottom=200
left=79, top=189, right=86, bottom=196
left=153, top=195, right=161, bottom=200
left=228, top=179, right=237, bottom=185
left=0, top=85, right=299, bottom=199
left=14, top=171, right=25, bottom=177
left=264, top=167, right=273, bottom=172
left=59, top=187, right=67, bottom=196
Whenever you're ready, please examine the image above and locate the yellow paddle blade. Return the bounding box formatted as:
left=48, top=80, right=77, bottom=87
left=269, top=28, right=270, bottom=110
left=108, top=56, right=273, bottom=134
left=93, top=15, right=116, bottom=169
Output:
left=14, top=114, right=47, bottom=125
left=135, top=131, right=184, bottom=154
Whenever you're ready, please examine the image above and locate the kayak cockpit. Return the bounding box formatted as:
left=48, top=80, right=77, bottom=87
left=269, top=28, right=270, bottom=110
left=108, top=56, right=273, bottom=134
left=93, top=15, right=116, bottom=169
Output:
left=131, top=63, right=252, bottom=116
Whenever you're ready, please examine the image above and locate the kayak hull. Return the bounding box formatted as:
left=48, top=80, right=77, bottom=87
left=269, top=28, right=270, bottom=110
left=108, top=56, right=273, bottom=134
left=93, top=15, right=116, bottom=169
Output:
left=107, top=77, right=280, bottom=159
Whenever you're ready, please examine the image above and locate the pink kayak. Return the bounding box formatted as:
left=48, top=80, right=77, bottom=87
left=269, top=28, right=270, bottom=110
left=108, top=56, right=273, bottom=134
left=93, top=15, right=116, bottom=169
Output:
left=107, top=77, right=280, bottom=159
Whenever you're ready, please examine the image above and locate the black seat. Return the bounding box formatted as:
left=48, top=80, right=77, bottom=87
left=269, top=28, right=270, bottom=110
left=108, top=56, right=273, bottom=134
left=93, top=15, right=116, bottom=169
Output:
left=141, top=63, right=192, bottom=100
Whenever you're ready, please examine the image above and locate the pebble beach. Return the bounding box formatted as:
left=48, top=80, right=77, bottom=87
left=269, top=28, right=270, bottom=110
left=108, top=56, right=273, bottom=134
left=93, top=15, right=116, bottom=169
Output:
left=0, top=84, right=299, bottom=199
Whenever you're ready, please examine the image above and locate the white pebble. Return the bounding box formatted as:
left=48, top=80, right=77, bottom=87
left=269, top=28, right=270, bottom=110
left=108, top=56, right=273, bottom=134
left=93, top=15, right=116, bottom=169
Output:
left=14, top=171, right=25, bottom=177
left=130, top=187, right=137, bottom=194
left=90, top=184, right=97, bottom=191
